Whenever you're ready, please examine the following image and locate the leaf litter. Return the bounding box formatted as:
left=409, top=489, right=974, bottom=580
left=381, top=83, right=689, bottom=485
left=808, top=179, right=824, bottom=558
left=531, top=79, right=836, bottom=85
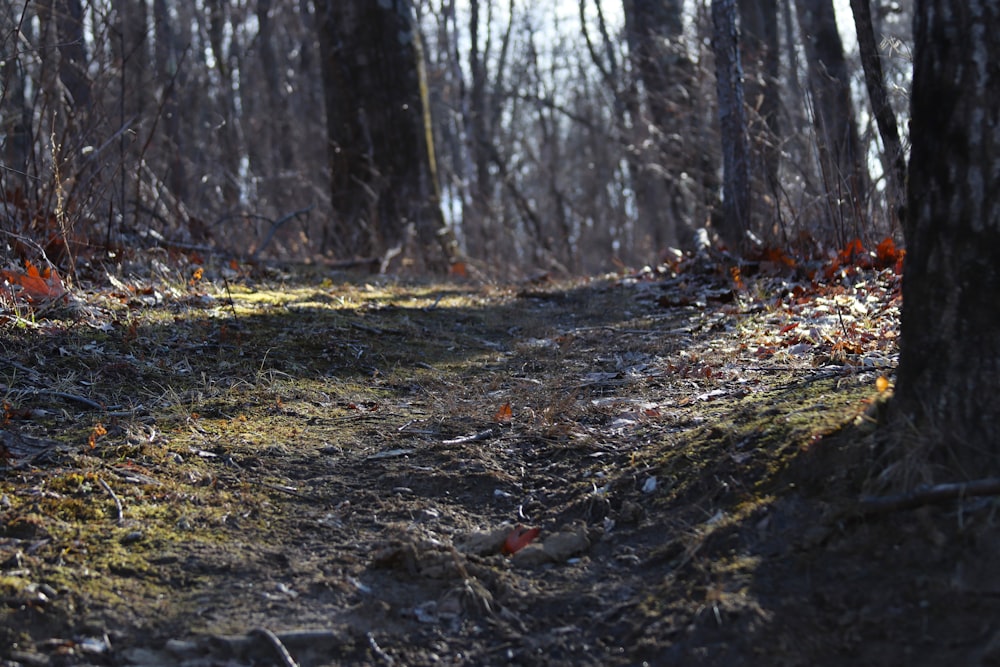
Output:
left=0, top=248, right=997, bottom=666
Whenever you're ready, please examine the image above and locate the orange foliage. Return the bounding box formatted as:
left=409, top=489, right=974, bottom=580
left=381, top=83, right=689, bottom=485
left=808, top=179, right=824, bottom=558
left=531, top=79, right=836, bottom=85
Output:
left=88, top=423, right=107, bottom=449
left=874, top=237, right=905, bottom=271
left=1, top=261, right=67, bottom=303
left=493, top=402, right=513, bottom=422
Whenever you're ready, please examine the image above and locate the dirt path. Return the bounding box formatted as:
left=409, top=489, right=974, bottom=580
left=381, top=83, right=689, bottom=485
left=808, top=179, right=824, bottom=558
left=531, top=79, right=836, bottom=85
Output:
left=2, top=269, right=997, bottom=666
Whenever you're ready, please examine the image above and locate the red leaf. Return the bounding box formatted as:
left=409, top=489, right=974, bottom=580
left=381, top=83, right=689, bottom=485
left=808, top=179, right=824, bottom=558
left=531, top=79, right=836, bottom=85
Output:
left=768, top=247, right=797, bottom=267
left=502, top=525, right=540, bottom=554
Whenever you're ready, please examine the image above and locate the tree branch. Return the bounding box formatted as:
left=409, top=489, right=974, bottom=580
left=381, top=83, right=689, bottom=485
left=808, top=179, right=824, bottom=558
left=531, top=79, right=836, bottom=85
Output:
left=858, top=477, right=1000, bottom=515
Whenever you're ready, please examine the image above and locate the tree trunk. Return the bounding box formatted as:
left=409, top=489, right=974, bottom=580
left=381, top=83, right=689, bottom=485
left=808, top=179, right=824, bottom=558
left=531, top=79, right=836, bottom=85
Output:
left=711, top=0, right=750, bottom=250
left=622, top=0, right=689, bottom=251
left=738, top=0, right=780, bottom=196
left=894, top=0, right=1000, bottom=478
left=849, top=0, right=906, bottom=232
left=254, top=0, right=294, bottom=204
left=795, top=0, right=868, bottom=241
left=316, top=0, right=456, bottom=270
left=110, top=0, right=150, bottom=229
left=0, top=2, right=32, bottom=197
left=467, top=0, right=492, bottom=258
left=52, top=0, right=91, bottom=113
left=152, top=0, right=187, bottom=203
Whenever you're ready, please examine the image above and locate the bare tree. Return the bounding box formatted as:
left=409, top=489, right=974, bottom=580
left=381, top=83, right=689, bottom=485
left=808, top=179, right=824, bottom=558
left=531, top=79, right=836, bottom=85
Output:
left=0, top=0, right=912, bottom=274
left=0, top=1, right=32, bottom=199
left=711, top=0, right=750, bottom=249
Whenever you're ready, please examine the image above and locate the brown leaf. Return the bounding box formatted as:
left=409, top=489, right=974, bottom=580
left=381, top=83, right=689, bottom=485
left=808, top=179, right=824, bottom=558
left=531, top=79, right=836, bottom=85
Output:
left=493, top=402, right=513, bottom=423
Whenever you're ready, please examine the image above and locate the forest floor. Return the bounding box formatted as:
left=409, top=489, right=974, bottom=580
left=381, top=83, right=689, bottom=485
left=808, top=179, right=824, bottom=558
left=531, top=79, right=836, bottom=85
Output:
left=1, top=252, right=999, bottom=666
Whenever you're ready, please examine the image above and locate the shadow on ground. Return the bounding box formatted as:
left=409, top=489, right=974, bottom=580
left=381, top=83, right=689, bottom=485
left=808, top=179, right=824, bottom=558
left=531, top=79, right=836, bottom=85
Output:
left=1, top=272, right=996, bottom=666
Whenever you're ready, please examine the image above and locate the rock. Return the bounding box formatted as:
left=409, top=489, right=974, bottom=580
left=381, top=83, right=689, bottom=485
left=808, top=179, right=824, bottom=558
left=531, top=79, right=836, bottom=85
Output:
left=512, top=522, right=591, bottom=566
left=540, top=522, right=590, bottom=561
left=455, top=524, right=512, bottom=556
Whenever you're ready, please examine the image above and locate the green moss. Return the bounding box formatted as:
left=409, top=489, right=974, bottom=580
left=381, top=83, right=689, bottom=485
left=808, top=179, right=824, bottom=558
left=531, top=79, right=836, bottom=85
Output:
left=0, top=271, right=894, bottom=654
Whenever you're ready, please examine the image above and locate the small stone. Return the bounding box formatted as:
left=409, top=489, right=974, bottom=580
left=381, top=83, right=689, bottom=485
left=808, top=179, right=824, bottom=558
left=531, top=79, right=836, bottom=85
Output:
left=120, top=531, right=144, bottom=545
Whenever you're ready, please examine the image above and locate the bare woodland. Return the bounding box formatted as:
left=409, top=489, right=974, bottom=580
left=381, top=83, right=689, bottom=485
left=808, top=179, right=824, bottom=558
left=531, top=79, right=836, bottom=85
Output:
left=5, top=2, right=1000, bottom=663
left=0, top=0, right=912, bottom=276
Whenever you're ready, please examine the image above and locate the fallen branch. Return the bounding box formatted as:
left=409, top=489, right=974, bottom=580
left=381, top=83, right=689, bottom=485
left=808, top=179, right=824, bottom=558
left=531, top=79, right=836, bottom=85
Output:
left=249, top=628, right=299, bottom=667
left=206, top=629, right=341, bottom=663
left=0, top=386, right=104, bottom=411
left=858, top=476, right=1000, bottom=515
left=0, top=357, right=42, bottom=382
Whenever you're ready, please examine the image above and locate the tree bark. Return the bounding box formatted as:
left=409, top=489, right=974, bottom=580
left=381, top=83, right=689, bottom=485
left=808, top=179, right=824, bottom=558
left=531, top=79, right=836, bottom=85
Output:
left=152, top=0, right=187, bottom=202
left=738, top=0, right=780, bottom=194
left=711, top=0, right=750, bottom=250
left=895, top=0, right=1000, bottom=477
left=316, top=0, right=456, bottom=270
left=795, top=0, right=868, bottom=239
left=52, top=0, right=91, bottom=112
left=849, top=0, right=906, bottom=231
left=468, top=0, right=491, bottom=234
left=0, top=2, right=32, bottom=195
left=622, top=0, right=689, bottom=250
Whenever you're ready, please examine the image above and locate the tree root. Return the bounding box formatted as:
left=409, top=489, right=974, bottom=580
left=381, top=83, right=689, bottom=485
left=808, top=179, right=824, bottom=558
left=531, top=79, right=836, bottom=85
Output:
left=858, top=477, right=1000, bottom=514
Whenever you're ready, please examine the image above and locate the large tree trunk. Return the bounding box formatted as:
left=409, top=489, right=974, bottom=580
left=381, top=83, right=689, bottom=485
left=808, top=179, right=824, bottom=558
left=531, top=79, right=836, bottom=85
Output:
left=51, top=0, right=91, bottom=113
left=110, top=0, right=150, bottom=230
left=894, top=0, right=1000, bottom=478
left=711, top=0, right=750, bottom=250
left=316, top=0, right=456, bottom=271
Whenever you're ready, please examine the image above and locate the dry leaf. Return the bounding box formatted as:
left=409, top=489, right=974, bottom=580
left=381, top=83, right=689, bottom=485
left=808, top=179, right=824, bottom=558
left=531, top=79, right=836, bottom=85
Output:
left=502, top=524, right=540, bottom=555
left=494, top=402, right=513, bottom=422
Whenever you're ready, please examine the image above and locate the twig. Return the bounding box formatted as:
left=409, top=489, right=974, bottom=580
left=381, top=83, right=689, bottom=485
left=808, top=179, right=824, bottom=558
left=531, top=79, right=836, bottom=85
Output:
left=20, top=388, right=104, bottom=410
left=0, top=357, right=42, bottom=382
left=349, top=321, right=384, bottom=336
left=251, top=205, right=315, bottom=259
left=858, top=476, right=1000, bottom=515
left=249, top=628, right=300, bottom=667
left=367, top=633, right=395, bottom=666
left=260, top=482, right=324, bottom=503
left=442, top=429, right=496, bottom=445
left=99, top=477, right=124, bottom=524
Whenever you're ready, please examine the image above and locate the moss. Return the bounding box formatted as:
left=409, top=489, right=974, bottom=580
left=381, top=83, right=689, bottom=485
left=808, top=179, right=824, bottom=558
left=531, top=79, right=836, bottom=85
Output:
left=0, top=270, right=896, bottom=657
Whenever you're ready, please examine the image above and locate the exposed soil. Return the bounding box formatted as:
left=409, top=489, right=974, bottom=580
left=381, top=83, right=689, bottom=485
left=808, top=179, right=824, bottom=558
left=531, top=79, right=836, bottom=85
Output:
left=1, top=263, right=998, bottom=666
